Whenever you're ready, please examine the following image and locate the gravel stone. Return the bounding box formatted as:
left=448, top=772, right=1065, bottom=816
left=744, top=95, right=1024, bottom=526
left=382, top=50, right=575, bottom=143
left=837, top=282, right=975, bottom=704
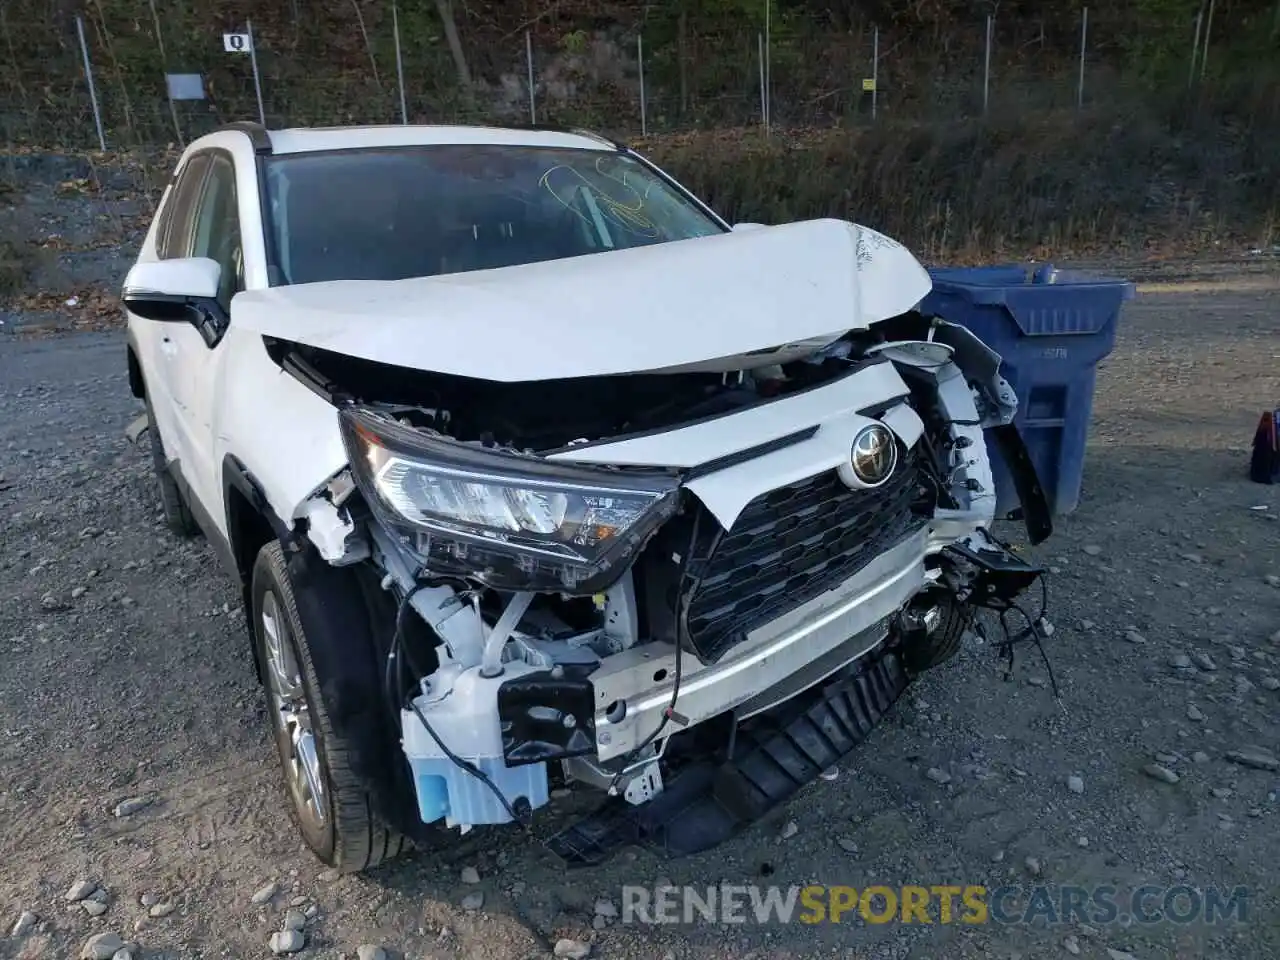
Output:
left=356, top=947, right=389, bottom=960
left=269, top=930, right=305, bottom=955
left=461, top=890, right=485, bottom=911
left=82, top=900, right=108, bottom=917
left=1066, top=775, right=1085, bottom=794
left=926, top=767, right=952, bottom=784
left=460, top=865, right=480, bottom=884
left=148, top=902, right=175, bottom=918
left=1124, top=630, right=1147, bottom=645
left=1170, top=654, right=1192, bottom=669
left=66, top=880, right=97, bottom=902
left=554, top=939, right=592, bottom=959
left=11, top=910, right=38, bottom=936
left=80, top=932, right=124, bottom=960
left=1143, top=763, right=1180, bottom=784
left=112, top=797, right=150, bottom=817
left=594, top=897, right=618, bottom=918
left=283, top=909, right=305, bottom=931
left=1225, top=748, right=1280, bottom=771
left=1191, top=652, right=1217, bottom=671
left=1187, top=704, right=1205, bottom=721
left=251, top=882, right=279, bottom=905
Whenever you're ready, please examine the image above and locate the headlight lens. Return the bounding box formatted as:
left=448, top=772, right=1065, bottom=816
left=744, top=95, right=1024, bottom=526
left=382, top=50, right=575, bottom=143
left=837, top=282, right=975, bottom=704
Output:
left=339, top=407, right=680, bottom=592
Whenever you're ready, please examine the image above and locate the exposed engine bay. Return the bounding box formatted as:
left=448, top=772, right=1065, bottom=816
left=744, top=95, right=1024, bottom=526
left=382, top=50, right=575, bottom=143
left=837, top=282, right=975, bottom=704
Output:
left=279, top=309, right=1055, bottom=862
left=271, top=330, right=887, bottom=451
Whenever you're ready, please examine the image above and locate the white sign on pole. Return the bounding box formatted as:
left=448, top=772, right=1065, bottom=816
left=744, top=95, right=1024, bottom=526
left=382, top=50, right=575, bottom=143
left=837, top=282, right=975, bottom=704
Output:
left=223, top=32, right=251, bottom=53
left=166, top=73, right=206, bottom=100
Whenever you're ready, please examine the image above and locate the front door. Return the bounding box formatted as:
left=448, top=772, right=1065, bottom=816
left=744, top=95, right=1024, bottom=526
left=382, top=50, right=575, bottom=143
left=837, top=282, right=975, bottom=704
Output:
left=164, top=151, right=245, bottom=520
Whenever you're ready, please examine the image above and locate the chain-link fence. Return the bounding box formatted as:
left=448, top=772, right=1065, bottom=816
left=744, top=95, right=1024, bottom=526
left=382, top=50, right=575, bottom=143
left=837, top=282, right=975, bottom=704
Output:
left=1, top=2, right=1273, bottom=151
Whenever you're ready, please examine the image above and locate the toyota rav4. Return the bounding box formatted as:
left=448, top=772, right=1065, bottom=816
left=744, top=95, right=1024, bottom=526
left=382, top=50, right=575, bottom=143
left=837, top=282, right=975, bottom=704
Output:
left=122, top=121, right=1052, bottom=872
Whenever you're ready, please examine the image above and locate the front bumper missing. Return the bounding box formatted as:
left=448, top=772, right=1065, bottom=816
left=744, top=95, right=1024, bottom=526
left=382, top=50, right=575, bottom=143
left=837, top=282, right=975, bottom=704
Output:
left=589, top=527, right=929, bottom=762
left=547, top=643, right=911, bottom=866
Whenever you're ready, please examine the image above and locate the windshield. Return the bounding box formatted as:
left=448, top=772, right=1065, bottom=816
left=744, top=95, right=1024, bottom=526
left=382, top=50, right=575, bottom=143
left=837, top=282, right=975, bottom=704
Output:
left=262, top=145, right=726, bottom=285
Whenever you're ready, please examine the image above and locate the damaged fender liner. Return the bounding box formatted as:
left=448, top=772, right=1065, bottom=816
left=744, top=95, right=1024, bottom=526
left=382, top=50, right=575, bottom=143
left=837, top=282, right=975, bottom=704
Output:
left=544, top=645, right=909, bottom=866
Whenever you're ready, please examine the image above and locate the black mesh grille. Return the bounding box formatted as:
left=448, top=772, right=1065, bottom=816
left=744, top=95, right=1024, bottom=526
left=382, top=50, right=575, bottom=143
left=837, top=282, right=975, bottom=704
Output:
left=683, top=453, right=924, bottom=664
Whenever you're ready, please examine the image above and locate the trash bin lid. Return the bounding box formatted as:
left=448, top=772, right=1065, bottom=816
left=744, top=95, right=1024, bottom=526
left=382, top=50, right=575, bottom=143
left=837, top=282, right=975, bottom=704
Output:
left=925, top=264, right=1136, bottom=337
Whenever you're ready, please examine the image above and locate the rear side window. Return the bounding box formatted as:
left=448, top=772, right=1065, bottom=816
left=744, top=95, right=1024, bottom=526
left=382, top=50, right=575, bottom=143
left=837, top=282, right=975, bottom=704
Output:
left=157, top=153, right=212, bottom=259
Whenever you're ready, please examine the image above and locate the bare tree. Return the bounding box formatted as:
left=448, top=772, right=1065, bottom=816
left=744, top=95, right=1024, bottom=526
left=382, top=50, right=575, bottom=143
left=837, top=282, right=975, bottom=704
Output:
left=433, top=0, right=473, bottom=89
left=677, top=3, right=688, bottom=115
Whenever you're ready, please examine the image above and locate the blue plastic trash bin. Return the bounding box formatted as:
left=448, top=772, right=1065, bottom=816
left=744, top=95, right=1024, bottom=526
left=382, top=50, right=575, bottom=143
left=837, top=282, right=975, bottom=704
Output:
left=918, top=264, right=1135, bottom=518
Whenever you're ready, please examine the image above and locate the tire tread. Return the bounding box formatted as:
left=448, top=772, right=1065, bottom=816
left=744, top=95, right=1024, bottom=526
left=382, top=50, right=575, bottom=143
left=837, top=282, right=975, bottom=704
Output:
left=254, top=541, right=406, bottom=873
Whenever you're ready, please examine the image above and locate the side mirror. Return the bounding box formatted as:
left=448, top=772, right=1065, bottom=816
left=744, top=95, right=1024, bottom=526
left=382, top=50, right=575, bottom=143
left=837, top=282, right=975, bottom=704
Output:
left=123, top=258, right=228, bottom=346
left=731, top=222, right=767, bottom=232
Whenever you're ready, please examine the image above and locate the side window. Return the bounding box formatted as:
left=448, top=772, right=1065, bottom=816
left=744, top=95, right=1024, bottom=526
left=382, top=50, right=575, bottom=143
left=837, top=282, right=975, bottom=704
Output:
left=189, top=154, right=244, bottom=308
left=157, top=154, right=212, bottom=260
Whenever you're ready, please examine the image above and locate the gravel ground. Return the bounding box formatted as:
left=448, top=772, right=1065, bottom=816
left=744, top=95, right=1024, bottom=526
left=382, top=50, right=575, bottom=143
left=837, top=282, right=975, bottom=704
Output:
left=2, top=160, right=1280, bottom=960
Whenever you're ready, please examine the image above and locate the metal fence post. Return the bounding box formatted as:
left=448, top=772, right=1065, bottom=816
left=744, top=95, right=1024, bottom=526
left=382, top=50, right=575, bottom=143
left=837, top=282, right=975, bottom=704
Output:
left=525, top=30, right=536, bottom=124
left=763, top=0, right=771, bottom=130
left=983, top=14, right=992, bottom=115
left=1201, top=0, right=1215, bottom=80
left=757, top=32, right=767, bottom=132
left=1077, top=7, right=1088, bottom=109
left=247, top=20, right=266, bottom=125
left=75, top=15, right=106, bottom=151
left=637, top=34, right=647, bottom=137
left=393, top=0, right=407, bottom=124
left=146, top=0, right=184, bottom=145
left=1190, top=9, right=1203, bottom=88
left=872, top=25, right=879, bottom=121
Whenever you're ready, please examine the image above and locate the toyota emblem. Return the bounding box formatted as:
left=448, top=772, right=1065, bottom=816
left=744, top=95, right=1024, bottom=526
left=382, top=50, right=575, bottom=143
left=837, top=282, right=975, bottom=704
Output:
left=847, top=424, right=898, bottom=487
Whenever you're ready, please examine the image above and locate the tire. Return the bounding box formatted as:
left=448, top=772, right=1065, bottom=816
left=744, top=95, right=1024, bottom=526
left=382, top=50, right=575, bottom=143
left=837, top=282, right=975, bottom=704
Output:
left=901, top=595, right=968, bottom=673
left=143, top=392, right=199, bottom=537
left=251, top=540, right=406, bottom=873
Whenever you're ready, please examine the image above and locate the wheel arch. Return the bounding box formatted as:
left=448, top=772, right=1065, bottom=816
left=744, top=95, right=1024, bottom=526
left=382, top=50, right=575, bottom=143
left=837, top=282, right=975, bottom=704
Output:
left=223, top=456, right=290, bottom=578
left=126, top=344, right=145, bottom=399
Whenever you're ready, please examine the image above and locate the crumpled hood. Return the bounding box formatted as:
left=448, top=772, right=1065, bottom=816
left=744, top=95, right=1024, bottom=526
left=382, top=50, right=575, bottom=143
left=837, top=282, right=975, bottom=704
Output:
left=232, top=218, right=931, bottom=382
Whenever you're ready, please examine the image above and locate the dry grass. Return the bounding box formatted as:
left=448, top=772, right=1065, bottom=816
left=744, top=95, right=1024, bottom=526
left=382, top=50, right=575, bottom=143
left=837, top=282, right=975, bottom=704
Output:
left=643, top=98, right=1280, bottom=261
left=0, top=238, right=33, bottom=297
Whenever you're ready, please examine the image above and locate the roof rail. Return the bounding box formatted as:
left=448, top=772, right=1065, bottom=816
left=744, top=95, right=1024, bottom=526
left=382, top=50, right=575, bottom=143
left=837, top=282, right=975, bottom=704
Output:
left=221, top=121, right=273, bottom=155
left=519, top=122, right=626, bottom=151
left=567, top=127, right=628, bottom=150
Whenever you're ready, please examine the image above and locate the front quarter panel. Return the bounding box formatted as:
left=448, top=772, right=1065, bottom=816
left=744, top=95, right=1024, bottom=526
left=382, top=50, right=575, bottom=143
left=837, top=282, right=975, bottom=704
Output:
left=213, top=328, right=348, bottom=529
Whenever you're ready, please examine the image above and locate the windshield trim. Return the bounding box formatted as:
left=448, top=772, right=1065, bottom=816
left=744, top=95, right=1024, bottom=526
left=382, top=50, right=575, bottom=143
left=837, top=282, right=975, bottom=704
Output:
left=258, top=143, right=730, bottom=288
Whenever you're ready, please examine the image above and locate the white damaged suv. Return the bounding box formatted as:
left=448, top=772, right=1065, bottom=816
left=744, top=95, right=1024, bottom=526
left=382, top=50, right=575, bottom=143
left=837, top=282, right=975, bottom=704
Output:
left=123, top=122, right=1053, bottom=872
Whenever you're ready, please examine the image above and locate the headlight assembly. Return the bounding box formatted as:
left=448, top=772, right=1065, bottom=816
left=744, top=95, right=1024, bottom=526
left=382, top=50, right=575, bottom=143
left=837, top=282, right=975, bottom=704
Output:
left=339, top=407, right=680, bottom=593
